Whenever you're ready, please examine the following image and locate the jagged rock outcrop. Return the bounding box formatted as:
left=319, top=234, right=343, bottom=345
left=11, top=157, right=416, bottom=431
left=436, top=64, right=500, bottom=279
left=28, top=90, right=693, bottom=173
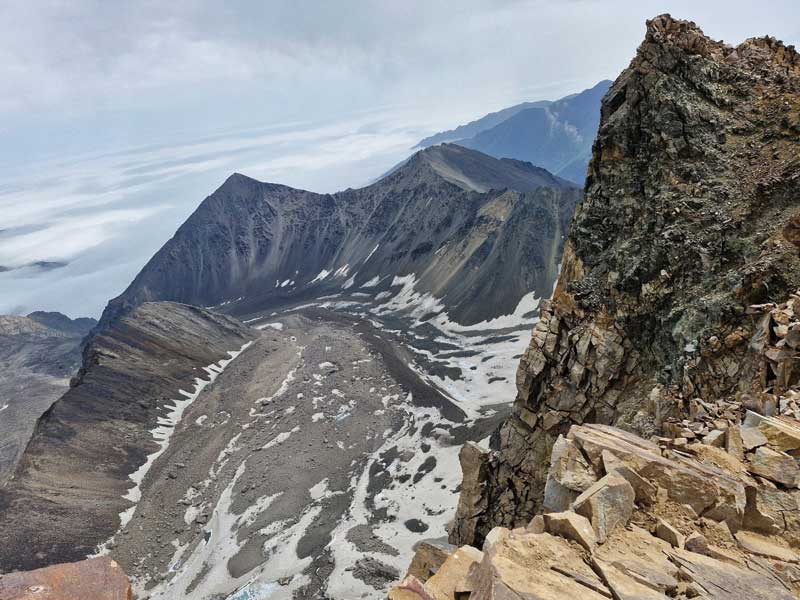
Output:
left=395, top=420, right=800, bottom=599
left=0, top=302, right=253, bottom=572
left=98, top=144, right=580, bottom=331
left=451, top=14, right=800, bottom=545
left=0, top=556, right=131, bottom=600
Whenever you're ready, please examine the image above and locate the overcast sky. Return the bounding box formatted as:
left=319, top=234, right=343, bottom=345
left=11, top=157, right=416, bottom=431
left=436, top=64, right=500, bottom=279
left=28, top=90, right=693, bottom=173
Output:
left=1, top=1, right=798, bottom=317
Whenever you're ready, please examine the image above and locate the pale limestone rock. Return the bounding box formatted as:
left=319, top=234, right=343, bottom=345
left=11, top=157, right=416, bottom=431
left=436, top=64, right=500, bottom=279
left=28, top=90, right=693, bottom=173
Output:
left=526, top=514, right=545, bottom=534
left=422, top=545, right=483, bottom=600
left=740, top=426, right=768, bottom=451
left=591, top=558, right=667, bottom=600
left=655, top=518, right=685, bottom=548
left=542, top=511, right=597, bottom=552
left=601, top=450, right=658, bottom=505
left=748, top=446, right=800, bottom=487
left=703, top=429, right=726, bottom=447
left=743, top=410, right=800, bottom=453
left=684, top=531, right=709, bottom=554
left=667, top=547, right=795, bottom=599
left=469, top=531, right=610, bottom=600
left=548, top=435, right=597, bottom=492
left=734, top=531, right=800, bottom=563
left=573, top=472, right=634, bottom=543
left=726, top=425, right=745, bottom=461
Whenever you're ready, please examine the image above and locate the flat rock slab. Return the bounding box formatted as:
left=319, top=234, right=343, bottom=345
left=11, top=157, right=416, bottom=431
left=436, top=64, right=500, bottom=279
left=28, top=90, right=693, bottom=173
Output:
left=0, top=557, right=131, bottom=600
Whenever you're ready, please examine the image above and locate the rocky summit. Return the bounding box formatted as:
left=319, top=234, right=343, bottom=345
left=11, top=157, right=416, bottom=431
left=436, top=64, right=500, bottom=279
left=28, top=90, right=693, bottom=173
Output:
left=446, top=13, right=800, bottom=548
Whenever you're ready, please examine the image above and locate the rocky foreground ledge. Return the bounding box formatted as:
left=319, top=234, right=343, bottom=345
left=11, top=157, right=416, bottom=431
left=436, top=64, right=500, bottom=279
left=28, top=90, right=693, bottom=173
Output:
left=391, top=404, right=800, bottom=599
left=0, top=557, right=131, bottom=600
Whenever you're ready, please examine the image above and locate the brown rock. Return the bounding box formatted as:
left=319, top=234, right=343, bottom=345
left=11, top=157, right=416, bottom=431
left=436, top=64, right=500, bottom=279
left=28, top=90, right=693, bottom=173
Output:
left=735, top=531, right=800, bottom=563
left=667, top=547, right=795, bottom=599
left=0, top=557, right=131, bottom=600
left=548, top=435, right=597, bottom=493
left=684, top=532, right=709, bottom=554
left=570, top=425, right=746, bottom=529
left=526, top=515, right=545, bottom=534
left=423, top=546, right=483, bottom=600
left=449, top=442, right=490, bottom=546
left=725, top=425, right=745, bottom=461
left=542, top=511, right=597, bottom=552
left=406, top=539, right=457, bottom=582
left=747, top=446, right=800, bottom=487
left=572, top=472, right=635, bottom=543
left=601, top=450, right=658, bottom=505
left=743, top=411, right=800, bottom=454
left=702, top=429, right=726, bottom=447
left=591, top=558, right=666, bottom=600
left=740, top=426, right=768, bottom=451
left=469, top=531, right=610, bottom=599
left=655, top=518, right=685, bottom=548
left=389, top=575, right=436, bottom=600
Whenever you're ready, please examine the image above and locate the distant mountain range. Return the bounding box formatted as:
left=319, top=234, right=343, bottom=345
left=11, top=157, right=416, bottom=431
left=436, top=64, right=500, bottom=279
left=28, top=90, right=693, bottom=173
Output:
left=417, top=80, right=612, bottom=184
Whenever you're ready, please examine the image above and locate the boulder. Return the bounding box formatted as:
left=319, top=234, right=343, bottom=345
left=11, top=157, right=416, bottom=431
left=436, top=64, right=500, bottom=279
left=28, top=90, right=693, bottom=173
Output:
left=734, top=531, right=800, bottom=563
left=572, top=472, right=634, bottom=543
left=469, top=531, right=611, bottom=599
left=703, top=429, right=726, bottom=447
left=406, top=538, right=457, bottom=582
left=743, top=411, right=800, bottom=454
left=725, top=425, right=746, bottom=461
left=542, top=511, right=597, bottom=552
left=740, top=426, right=768, bottom=451
left=543, top=435, right=597, bottom=512
left=569, top=425, right=746, bottom=528
left=655, top=518, right=685, bottom=548
left=747, top=446, right=800, bottom=487
left=667, top=547, right=795, bottom=600
left=422, top=546, right=483, bottom=600
left=601, top=450, right=657, bottom=505
left=684, top=531, right=709, bottom=554
left=0, top=557, right=131, bottom=600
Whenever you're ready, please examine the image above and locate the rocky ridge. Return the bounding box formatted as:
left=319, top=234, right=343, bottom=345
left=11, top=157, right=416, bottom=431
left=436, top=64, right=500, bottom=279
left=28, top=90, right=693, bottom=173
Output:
left=0, top=302, right=253, bottom=571
left=447, top=13, right=800, bottom=546
left=98, top=143, right=580, bottom=331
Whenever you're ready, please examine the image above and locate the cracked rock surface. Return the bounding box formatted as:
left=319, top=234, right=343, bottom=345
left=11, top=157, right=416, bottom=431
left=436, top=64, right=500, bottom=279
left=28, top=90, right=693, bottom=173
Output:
left=450, top=13, right=800, bottom=546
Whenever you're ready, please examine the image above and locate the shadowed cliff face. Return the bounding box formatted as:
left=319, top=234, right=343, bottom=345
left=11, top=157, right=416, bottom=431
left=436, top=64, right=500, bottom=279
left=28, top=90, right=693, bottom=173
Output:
left=98, top=144, right=580, bottom=331
left=451, top=14, right=800, bottom=546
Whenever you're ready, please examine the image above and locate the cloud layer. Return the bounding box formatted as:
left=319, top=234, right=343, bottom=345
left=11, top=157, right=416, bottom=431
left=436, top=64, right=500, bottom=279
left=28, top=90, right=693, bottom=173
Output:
left=1, top=1, right=797, bottom=317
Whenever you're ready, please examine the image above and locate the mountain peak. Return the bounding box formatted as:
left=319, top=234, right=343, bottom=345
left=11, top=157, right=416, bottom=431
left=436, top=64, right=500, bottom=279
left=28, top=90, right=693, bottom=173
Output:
left=399, top=143, right=575, bottom=193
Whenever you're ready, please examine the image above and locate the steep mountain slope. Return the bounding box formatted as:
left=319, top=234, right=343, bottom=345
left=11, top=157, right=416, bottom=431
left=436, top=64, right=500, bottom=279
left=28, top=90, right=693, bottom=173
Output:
left=0, top=145, right=581, bottom=598
left=99, top=144, right=580, bottom=330
left=450, top=14, right=800, bottom=546
left=0, top=312, right=95, bottom=484
left=0, top=302, right=253, bottom=570
left=419, top=81, right=611, bottom=184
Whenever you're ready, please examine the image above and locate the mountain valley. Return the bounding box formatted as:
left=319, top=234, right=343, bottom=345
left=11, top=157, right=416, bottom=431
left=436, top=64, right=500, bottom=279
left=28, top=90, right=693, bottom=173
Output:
left=2, top=10, right=800, bottom=600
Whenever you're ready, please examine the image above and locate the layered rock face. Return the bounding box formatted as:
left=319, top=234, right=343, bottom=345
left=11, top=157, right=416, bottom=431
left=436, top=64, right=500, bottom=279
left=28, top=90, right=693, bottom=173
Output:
left=98, top=143, right=580, bottom=330
left=451, top=15, right=800, bottom=545
left=0, top=302, right=253, bottom=571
